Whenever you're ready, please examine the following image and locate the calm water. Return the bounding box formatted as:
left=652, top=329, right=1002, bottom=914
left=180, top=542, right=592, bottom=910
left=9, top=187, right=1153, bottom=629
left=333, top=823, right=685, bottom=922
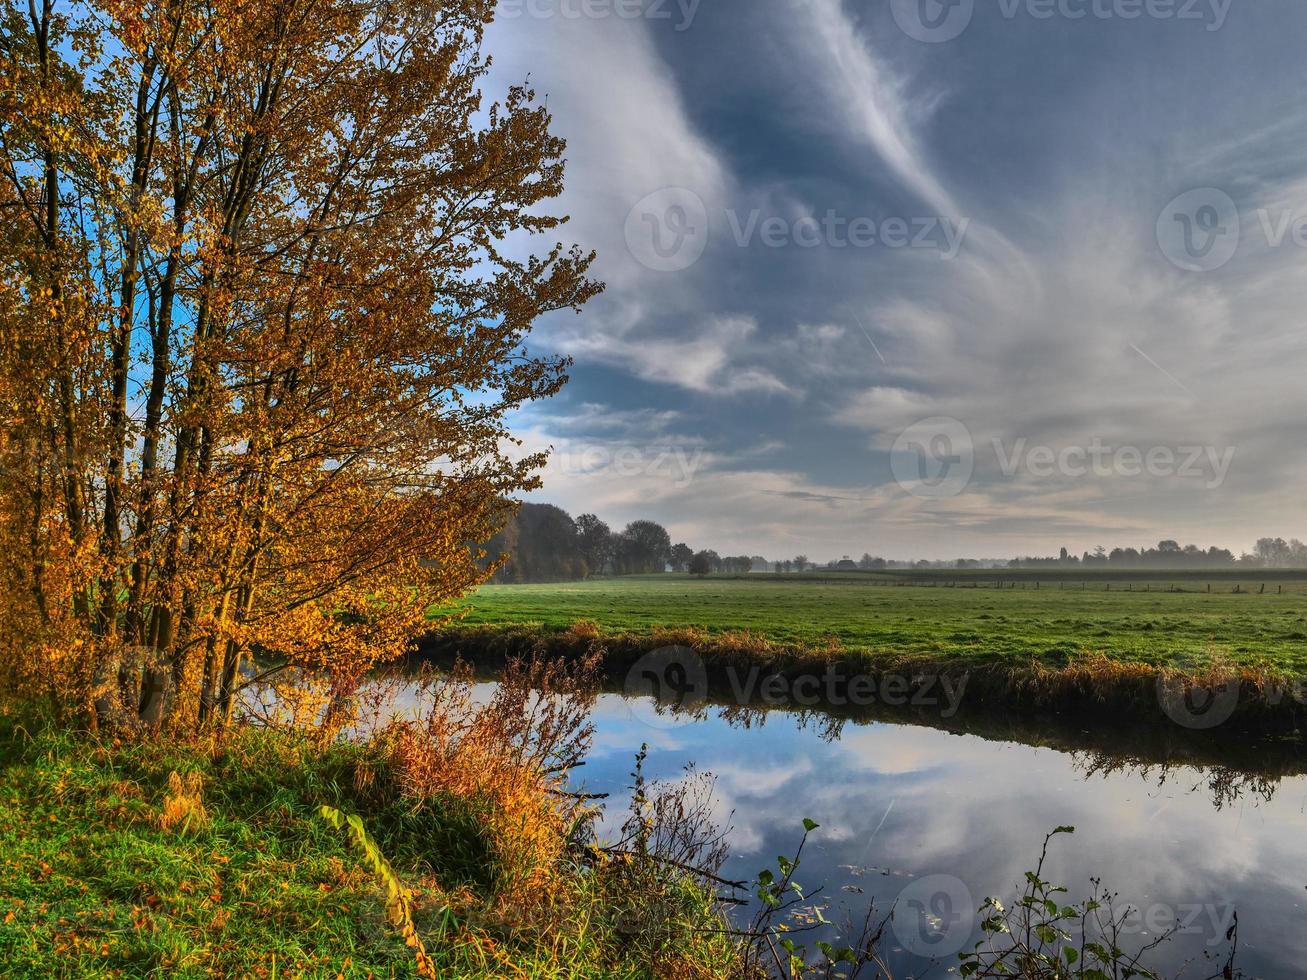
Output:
left=557, top=690, right=1307, bottom=979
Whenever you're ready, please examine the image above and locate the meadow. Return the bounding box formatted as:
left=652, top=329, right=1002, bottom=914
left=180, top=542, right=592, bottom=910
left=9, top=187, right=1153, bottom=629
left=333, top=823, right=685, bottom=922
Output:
left=447, top=571, right=1307, bottom=673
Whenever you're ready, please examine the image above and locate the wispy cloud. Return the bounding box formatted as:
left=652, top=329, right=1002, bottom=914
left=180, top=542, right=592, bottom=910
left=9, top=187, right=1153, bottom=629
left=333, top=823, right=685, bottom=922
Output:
left=489, top=0, right=1307, bottom=557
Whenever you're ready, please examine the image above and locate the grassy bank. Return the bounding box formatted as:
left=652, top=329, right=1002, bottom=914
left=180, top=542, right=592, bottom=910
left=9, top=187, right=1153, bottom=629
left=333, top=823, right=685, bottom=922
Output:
left=429, top=574, right=1307, bottom=736
left=448, top=574, right=1307, bottom=671
left=0, top=721, right=733, bottom=979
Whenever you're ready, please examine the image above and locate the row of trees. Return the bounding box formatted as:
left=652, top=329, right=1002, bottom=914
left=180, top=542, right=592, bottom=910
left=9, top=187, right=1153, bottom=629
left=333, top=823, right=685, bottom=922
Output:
left=1007, top=539, right=1307, bottom=569
left=485, top=505, right=783, bottom=582
left=486, top=514, right=1307, bottom=582
left=1009, top=542, right=1237, bottom=569
left=486, top=506, right=673, bottom=582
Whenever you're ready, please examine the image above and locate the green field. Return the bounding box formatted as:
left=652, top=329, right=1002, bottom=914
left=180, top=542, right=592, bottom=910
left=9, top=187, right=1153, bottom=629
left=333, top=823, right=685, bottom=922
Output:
left=449, top=572, right=1307, bottom=673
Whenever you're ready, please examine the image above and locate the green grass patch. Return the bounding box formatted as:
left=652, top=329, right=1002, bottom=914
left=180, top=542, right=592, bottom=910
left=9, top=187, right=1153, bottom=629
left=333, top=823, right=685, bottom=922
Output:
left=0, top=723, right=733, bottom=979
left=444, top=573, right=1307, bottom=673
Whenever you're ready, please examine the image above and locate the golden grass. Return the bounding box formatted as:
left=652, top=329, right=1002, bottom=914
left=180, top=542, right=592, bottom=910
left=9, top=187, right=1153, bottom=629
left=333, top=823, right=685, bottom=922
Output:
left=157, top=770, right=209, bottom=834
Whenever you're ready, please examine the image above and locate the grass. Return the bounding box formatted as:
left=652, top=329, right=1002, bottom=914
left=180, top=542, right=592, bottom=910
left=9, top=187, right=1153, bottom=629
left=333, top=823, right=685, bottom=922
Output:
left=0, top=721, right=734, bottom=979
left=446, top=572, right=1307, bottom=673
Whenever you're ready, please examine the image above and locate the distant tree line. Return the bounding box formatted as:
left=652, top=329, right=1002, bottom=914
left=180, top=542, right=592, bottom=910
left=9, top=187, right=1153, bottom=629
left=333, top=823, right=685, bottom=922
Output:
left=1007, top=540, right=1236, bottom=569
left=484, top=511, right=1307, bottom=583
left=484, top=505, right=674, bottom=583
left=1005, top=538, right=1307, bottom=570
left=483, top=503, right=782, bottom=583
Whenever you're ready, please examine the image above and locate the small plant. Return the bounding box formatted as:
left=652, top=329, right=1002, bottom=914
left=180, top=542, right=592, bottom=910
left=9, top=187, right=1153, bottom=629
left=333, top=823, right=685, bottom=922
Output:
left=158, top=770, right=208, bottom=834
left=597, top=745, right=740, bottom=976
left=959, top=827, right=1242, bottom=979
left=739, top=820, right=890, bottom=979
left=319, top=804, right=439, bottom=980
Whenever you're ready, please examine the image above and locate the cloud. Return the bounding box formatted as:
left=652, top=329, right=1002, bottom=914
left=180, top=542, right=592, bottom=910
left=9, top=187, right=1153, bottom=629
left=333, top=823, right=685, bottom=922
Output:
left=487, top=1, right=1307, bottom=557
left=796, top=0, right=959, bottom=217
left=567, top=315, right=794, bottom=396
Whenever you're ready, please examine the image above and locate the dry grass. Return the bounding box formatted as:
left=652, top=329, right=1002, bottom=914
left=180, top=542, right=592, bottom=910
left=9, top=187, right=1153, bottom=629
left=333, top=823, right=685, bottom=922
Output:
left=157, top=770, right=208, bottom=834
left=368, top=653, right=601, bottom=916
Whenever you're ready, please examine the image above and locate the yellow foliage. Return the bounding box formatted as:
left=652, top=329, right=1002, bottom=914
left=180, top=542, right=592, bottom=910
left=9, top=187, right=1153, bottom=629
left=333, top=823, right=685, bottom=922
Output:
left=158, top=771, right=209, bottom=834
left=0, top=0, right=601, bottom=729
left=319, top=805, right=439, bottom=980
left=375, top=656, right=600, bottom=913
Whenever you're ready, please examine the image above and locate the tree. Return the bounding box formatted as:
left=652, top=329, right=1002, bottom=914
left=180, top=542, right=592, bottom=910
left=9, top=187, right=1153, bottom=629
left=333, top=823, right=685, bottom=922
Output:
left=688, top=552, right=712, bottom=577
left=491, top=504, right=581, bottom=583
left=615, top=521, right=672, bottom=575
left=794, top=555, right=809, bottom=573
left=0, top=0, right=600, bottom=728
left=576, top=514, right=614, bottom=577
left=669, top=543, right=694, bottom=573
left=1255, top=537, right=1292, bottom=568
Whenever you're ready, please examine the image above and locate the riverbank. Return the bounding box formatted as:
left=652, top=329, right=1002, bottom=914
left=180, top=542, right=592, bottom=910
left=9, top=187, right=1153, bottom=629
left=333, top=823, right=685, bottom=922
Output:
left=0, top=721, right=734, bottom=978
left=2, top=684, right=1267, bottom=977
left=422, top=620, right=1307, bottom=738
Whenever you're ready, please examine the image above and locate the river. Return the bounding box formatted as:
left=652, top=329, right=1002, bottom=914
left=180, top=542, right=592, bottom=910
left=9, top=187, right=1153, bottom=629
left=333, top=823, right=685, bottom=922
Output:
left=543, top=685, right=1307, bottom=978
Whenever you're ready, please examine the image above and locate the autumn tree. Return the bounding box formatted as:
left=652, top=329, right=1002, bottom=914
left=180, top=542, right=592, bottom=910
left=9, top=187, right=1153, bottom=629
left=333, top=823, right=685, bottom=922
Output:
left=0, top=0, right=600, bottom=728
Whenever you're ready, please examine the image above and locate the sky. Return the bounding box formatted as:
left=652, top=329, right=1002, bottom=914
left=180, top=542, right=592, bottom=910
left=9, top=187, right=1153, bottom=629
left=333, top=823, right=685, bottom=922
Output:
left=484, top=0, right=1307, bottom=561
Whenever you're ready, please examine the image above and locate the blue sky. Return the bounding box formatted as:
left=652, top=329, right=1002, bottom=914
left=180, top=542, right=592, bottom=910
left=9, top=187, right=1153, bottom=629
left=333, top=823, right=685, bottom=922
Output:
left=486, top=0, right=1307, bottom=560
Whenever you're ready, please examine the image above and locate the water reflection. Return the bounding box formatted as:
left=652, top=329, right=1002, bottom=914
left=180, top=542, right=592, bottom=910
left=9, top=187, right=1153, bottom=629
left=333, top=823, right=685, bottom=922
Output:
left=374, top=662, right=1304, bottom=976
left=573, top=692, right=1307, bottom=978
